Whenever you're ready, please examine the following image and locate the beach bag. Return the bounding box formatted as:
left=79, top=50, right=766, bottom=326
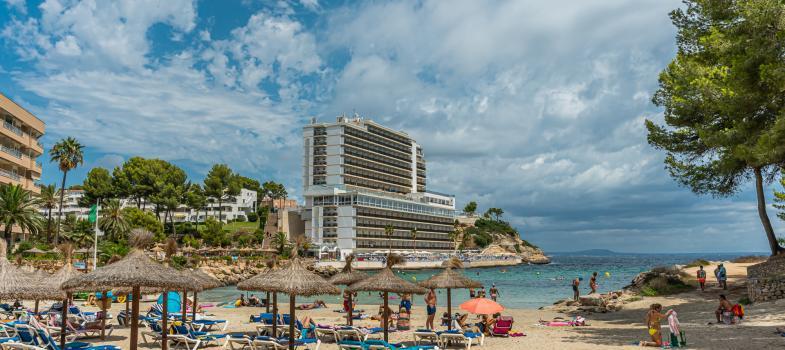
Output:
left=669, top=331, right=686, bottom=347
left=731, top=304, right=744, bottom=319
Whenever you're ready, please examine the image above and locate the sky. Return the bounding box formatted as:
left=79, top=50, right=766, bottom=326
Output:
left=0, top=0, right=780, bottom=253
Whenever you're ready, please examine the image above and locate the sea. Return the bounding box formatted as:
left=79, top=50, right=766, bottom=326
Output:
left=199, top=252, right=760, bottom=310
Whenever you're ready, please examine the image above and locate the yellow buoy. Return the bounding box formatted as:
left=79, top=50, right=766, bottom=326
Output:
left=604, top=272, right=611, bottom=278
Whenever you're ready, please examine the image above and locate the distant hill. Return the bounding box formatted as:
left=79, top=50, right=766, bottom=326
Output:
left=554, top=249, right=630, bottom=256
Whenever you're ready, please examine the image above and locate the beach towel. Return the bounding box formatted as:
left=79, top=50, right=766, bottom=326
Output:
left=667, top=311, right=680, bottom=335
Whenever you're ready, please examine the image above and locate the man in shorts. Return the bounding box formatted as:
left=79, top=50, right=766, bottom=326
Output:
left=697, top=265, right=707, bottom=292
left=425, top=288, right=437, bottom=330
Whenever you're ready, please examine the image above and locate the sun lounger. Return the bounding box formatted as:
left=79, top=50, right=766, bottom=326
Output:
left=140, top=321, right=164, bottom=345
left=314, top=328, right=339, bottom=344
left=223, top=333, right=255, bottom=350
left=171, top=323, right=228, bottom=348
left=192, top=318, right=228, bottom=332
left=438, top=330, right=484, bottom=350
left=413, top=329, right=438, bottom=345
left=35, top=328, right=120, bottom=350
left=2, top=343, right=46, bottom=350
left=12, top=325, right=39, bottom=346
left=252, top=336, right=313, bottom=350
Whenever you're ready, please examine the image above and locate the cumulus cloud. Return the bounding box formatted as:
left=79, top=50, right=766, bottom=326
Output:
left=0, top=0, right=779, bottom=252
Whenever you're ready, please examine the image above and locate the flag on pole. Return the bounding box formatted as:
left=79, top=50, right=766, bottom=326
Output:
left=88, top=204, right=98, bottom=223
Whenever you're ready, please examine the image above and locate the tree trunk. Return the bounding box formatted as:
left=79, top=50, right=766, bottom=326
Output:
left=754, top=167, right=784, bottom=256
left=46, top=207, right=53, bottom=240
left=4, top=226, right=12, bottom=255
left=170, top=209, right=177, bottom=236
left=55, top=171, right=68, bottom=245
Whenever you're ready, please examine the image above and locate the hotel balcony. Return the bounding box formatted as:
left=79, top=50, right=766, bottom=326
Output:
left=343, top=145, right=410, bottom=170
left=343, top=153, right=411, bottom=178
left=343, top=125, right=412, bottom=154
left=343, top=134, right=411, bottom=163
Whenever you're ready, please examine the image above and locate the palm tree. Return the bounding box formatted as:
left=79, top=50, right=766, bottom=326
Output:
left=0, top=184, right=43, bottom=252
left=384, top=225, right=394, bottom=253
left=40, top=184, right=58, bottom=239
left=410, top=228, right=417, bottom=252
left=274, top=231, right=288, bottom=255
left=50, top=137, right=85, bottom=244
left=98, top=199, right=128, bottom=241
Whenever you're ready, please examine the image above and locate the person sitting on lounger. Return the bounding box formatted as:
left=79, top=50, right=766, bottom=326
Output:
left=452, top=313, right=470, bottom=331
left=297, top=300, right=327, bottom=310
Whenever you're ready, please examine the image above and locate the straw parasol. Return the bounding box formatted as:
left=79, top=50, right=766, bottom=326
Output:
left=238, top=248, right=339, bottom=350
left=0, top=240, right=37, bottom=300
left=328, top=254, right=368, bottom=326
left=418, top=257, right=482, bottom=329
left=349, top=254, right=427, bottom=342
left=24, top=247, right=47, bottom=254
left=61, top=229, right=197, bottom=350
left=179, top=268, right=220, bottom=322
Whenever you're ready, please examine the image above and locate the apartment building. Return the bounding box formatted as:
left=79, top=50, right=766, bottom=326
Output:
left=302, top=116, right=456, bottom=258
left=0, top=93, right=45, bottom=194
left=39, top=189, right=90, bottom=220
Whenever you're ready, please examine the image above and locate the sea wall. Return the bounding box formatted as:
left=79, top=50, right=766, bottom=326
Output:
left=746, top=257, right=785, bottom=302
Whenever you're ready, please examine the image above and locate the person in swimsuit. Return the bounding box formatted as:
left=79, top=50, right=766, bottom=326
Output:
left=715, top=294, right=733, bottom=323
left=718, top=264, right=728, bottom=290
left=590, top=272, right=598, bottom=294
left=399, top=293, right=412, bottom=314
left=640, top=303, right=673, bottom=347
left=697, top=265, right=707, bottom=292
left=489, top=284, right=499, bottom=302
left=425, top=288, right=437, bottom=330
left=572, top=277, right=581, bottom=301
left=469, top=288, right=476, bottom=298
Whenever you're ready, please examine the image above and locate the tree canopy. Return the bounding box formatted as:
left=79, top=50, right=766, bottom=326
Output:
left=646, top=0, right=785, bottom=255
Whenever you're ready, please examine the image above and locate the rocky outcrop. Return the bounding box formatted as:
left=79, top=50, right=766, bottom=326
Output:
left=547, top=290, right=636, bottom=313
left=198, top=258, right=338, bottom=285
left=482, top=239, right=550, bottom=264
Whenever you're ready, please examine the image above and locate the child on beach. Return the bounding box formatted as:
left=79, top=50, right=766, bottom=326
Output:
left=697, top=265, right=707, bottom=292
left=639, top=303, right=674, bottom=347
left=590, top=272, right=598, bottom=294
left=572, top=277, right=581, bottom=301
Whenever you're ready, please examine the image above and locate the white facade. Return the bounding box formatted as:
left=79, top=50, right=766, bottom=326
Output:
left=302, top=116, right=456, bottom=258
left=46, top=188, right=258, bottom=223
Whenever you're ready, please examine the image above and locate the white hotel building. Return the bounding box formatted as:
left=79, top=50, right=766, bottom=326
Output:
left=302, top=116, right=456, bottom=258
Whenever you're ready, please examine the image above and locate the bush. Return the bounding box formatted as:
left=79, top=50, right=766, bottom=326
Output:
left=236, top=216, right=246, bottom=223
left=123, top=207, right=164, bottom=238
left=202, top=218, right=229, bottom=246
left=170, top=255, right=188, bottom=269
left=642, top=276, right=692, bottom=296
left=684, top=259, right=710, bottom=268
left=738, top=296, right=752, bottom=305
left=641, top=286, right=658, bottom=297
left=732, top=256, right=767, bottom=263
left=14, top=241, right=33, bottom=255
left=247, top=212, right=259, bottom=222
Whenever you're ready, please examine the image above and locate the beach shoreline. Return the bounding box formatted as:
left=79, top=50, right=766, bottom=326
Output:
left=35, top=260, right=783, bottom=349
left=315, top=257, right=525, bottom=270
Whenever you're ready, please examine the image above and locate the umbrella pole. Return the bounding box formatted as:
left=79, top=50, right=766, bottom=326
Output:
left=60, top=293, right=69, bottom=349
left=347, top=290, right=353, bottom=326
left=182, top=289, right=187, bottom=322
left=34, top=300, right=38, bottom=316
left=266, top=291, right=270, bottom=313
left=192, top=292, right=198, bottom=321
left=272, top=292, right=278, bottom=338
left=383, top=291, right=389, bottom=342
left=125, top=296, right=130, bottom=327
left=130, top=287, right=140, bottom=350
left=162, top=292, right=169, bottom=350
left=100, top=290, right=107, bottom=340
left=289, top=294, right=295, bottom=350
left=447, top=288, right=452, bottom=330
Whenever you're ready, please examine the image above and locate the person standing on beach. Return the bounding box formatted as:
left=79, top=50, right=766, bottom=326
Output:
left=713, top=265, right=720, bottom=287
left=697, top=266, right=707, bottom=292
left=489, top=284, right=499, bottom=302
left=589, top=272, right=598, bottom=294
left=469, top=288, right=475, bottom=299
left=572, top=277, right=581, bottom=301
left=718, top=264, right=728, bottom=290
left=425, top=288, right=437, bottom=330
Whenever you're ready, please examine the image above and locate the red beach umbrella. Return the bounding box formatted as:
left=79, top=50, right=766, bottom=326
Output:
left=460, top=298, right=504, bottom=315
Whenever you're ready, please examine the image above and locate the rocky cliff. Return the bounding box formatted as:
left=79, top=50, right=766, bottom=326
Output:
left=198, top=258, right=338, bottom=285
left=460, top=216, right=550, bottom=264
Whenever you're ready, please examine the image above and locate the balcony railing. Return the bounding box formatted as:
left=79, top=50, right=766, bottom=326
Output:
left=1, top=145, right=22, bottom=159
left=0, top=169, right=20, bottom=181
left=3, top=122, right=23, bottom=137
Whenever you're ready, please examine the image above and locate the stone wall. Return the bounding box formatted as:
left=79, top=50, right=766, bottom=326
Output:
left=746, top=257, right=785, bottom=302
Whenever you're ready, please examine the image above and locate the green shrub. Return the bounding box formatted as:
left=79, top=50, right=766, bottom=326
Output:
left=236, top=216, right=246, bottom=223
left=514, top=244, right=521, bottom=253
left=247, top=212, right=259, bottom=222
left=684, top=259, right=710, bottom=268
left=14, top=241, right=33, bottom=255
left=738, top=296, right=752, bottom=305
left=170, top=255, right=188, bottom=268
left=641, top=286, right=658, bottom=297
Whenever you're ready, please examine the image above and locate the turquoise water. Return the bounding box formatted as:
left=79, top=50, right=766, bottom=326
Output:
left=200, top=253, right=752, bottom=309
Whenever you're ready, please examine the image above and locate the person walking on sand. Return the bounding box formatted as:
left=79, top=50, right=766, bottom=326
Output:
left=713, top=265, right=720, bottom=287
left=425, top=288, right=437, bottom=330
left=590, top=272, right=598, bottom=294
left=572, top=277, right=581, bottom=301
left=718, top=264, right=728, bottom=290
left=697, top=265, right=707, bottom=292
left=489, top=284, right=499, bottom=302
left=639, top=303, right=674, bottom=347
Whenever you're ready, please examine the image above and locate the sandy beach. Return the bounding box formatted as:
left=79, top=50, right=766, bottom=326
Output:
left=35, top=261, right=784, bottom=349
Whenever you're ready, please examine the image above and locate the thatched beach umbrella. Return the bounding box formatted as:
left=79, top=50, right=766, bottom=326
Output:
left=61, top=230, right=196, bottom=350
left=349, top=254, right=427, bottom=342
left=418, top=257, right=482, bottom=330
left=24, top=247, right=47, bottom=254
left=181, top=268, right=221, bottom=322
left=239, top=250, right=339, bottom=350
left=0, top=241, right=37, bottom=300
left=328, top=254, right=367, bottom=326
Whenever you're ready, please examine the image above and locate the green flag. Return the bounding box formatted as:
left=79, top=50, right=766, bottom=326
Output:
left=88, top=204, right=97, bottom=223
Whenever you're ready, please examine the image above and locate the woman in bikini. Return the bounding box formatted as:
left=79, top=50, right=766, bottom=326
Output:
left=640, top=303, right=674, bottom=347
